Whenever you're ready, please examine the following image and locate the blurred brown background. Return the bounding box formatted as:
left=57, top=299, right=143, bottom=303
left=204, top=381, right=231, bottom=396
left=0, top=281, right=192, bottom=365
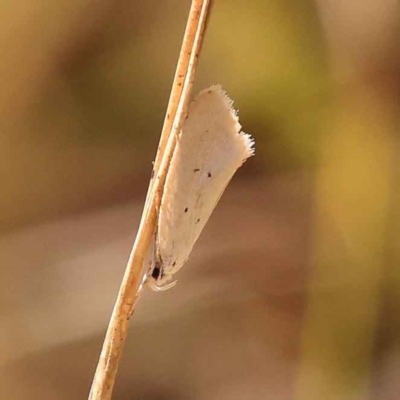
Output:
left=1, top=0, right=399, bottom=399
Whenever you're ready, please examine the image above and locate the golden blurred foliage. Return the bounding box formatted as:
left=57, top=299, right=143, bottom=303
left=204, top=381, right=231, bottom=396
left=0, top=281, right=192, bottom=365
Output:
left=0, top=0, right=399, bottom=399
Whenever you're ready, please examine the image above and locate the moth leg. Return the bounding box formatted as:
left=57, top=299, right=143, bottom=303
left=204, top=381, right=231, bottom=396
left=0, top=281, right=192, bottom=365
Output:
left=149, top=277, right=177, bottom=292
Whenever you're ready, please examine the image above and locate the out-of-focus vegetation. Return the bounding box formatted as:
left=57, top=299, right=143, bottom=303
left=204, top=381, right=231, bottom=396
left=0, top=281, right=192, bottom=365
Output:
left=0, top=0, right=329, bottom=229
left=1, top=1, right=399, bottom=399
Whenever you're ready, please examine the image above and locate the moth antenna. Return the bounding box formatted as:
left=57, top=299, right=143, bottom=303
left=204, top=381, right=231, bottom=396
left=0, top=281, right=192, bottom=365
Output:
left=148, top=278, right=177, bottom=292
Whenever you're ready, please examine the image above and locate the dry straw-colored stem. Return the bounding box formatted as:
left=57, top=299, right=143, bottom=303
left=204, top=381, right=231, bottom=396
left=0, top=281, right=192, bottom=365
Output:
left=88, top=1, right=213, bottom=399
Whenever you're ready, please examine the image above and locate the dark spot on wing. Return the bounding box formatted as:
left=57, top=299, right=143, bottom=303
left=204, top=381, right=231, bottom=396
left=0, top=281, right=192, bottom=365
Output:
left=172, top=261, right=176, bottom=267
left=194, top=168, right=200, bottom=172
left=207, top=172, right=212, bottom=178
left=196, top=218, right=200, bottom=224
left=184, top=207, right=188, bottom=213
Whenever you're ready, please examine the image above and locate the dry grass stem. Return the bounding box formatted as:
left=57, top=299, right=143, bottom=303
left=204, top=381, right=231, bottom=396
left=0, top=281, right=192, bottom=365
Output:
left=88, top=1, right=213, bottom=399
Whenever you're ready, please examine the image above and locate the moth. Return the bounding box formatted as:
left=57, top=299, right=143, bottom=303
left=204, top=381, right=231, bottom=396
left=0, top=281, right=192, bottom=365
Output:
left=148, top=85, right=254, bottom=291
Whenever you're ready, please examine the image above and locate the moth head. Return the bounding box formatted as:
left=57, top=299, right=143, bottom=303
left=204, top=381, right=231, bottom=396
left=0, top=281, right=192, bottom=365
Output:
left=147, top=263, right=177, bottom=292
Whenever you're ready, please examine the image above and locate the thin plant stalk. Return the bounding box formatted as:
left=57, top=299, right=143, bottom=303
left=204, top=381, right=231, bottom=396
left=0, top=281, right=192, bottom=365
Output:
left=88, top=1, right=213, bottom=399
left=146, top=0, right=213, bottom=205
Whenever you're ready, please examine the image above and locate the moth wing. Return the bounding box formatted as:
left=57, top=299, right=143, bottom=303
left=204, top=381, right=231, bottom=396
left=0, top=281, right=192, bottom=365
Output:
left=157, top=85, right=254, bottom=276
